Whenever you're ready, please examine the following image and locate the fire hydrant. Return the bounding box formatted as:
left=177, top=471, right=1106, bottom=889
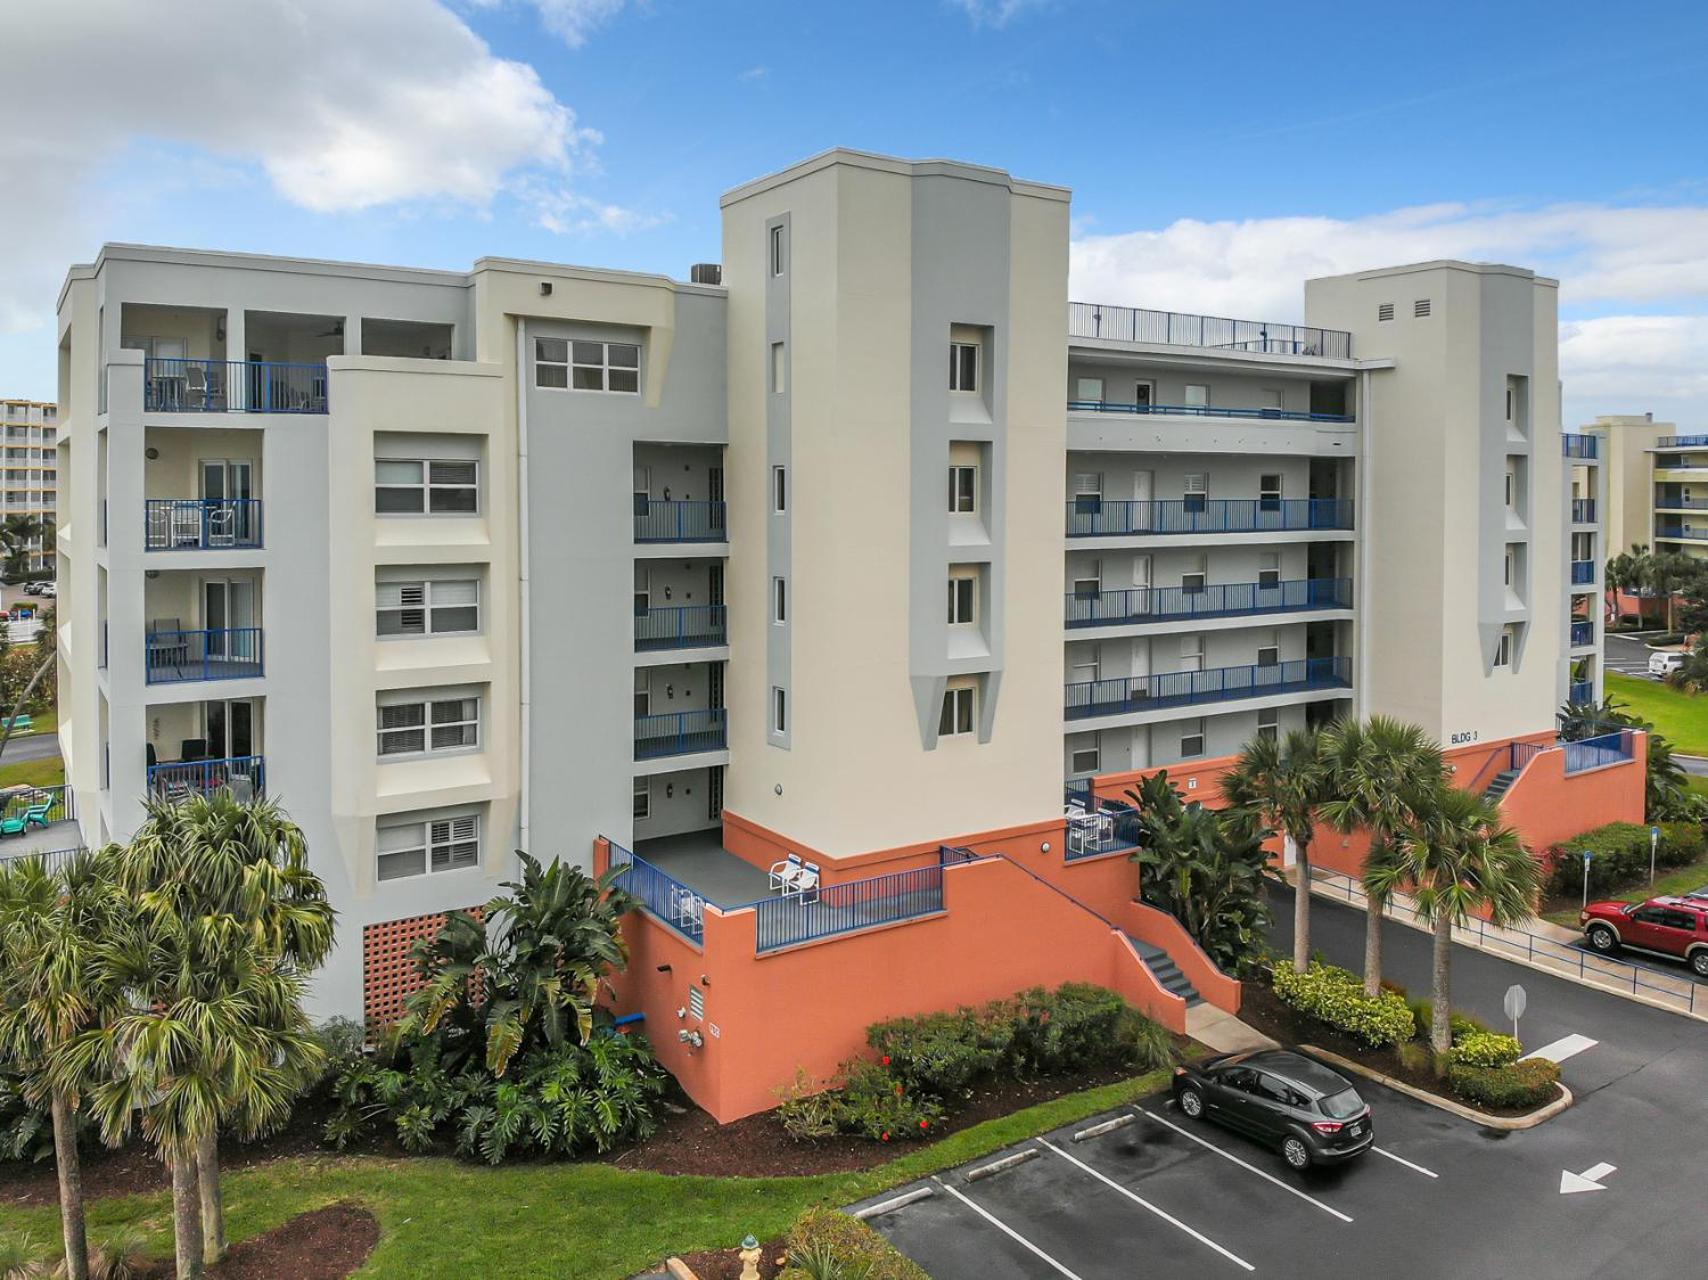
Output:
left=737, top=1234, right=762, bottom=1280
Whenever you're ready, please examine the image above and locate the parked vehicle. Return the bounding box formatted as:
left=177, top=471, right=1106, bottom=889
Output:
left=35, top=582, right=54, bottom=599
left=1171, top=1049, right=1373, bottom=1170
left=21, top=581, right=43, bottom=597
left=1581, top=895, right=1708, bottom=976
left=1649, top=650, right=1686, bottom=676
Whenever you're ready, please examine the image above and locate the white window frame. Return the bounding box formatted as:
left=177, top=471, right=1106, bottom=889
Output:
left=1075, top=376, right=1104, bottom=403
left=771, top=686, right=787, bottom=735
left=1180, top=634, right=1204, bottom=674
left=1183, top=384, right=1210, bottom=408
left=534, top=337, right=568, bottom=389
left=773, top=465, right=787, bottom=513
left=772, top=576, right=787, bottom=625
left=374, top=458, right=479, bottom=516
left=770, top=224, right=786, bottom=277
left=376, top=689, right=481, bottom=759
left=1070, top=742, right=1101, bottom=775
left=1180, top=718, right=1206, bottom=757
left=950, top=342, right=980, bottom=393
left=634, top=669, right=650, bottom=718
left=1256, top=643, right=1280, bottom=668
left=947, top=575, right=977, bottom=625
left=1259, top=473, right=1283, bottom=509
left=1134, top=380, right=1155, bottom=407
left=771, top=342, right=786, bottom=394
left=1258, top=553, right=1280, bottom=589
left=1495, top=628, right=1514, bottom=667
left=939, top=685, right=976, bottom=737
left=376, top=577, right=481, bottom=638
left=1256, top=708, right=1279, bottom=742
left=376, top=812, right=480, bottom=882
left=949, top=465, right=978, bottom=514
left=633, top=776, right=650, bottom=820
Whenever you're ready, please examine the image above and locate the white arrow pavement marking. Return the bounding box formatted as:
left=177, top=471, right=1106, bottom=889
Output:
left=1523, top=1034, right=1598, bottom=1063
left=1560, top=1162, right=1617, bottom=1194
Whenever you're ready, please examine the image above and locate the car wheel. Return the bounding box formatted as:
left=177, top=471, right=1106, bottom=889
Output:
left=1178, top=1087, right=1205, bottom=1119
left=1586, top=924, right=1619, bottom=953
left=1282, top=1136, right=1312, bottom=1171
left=1692, top=951, right=1708, bottom=978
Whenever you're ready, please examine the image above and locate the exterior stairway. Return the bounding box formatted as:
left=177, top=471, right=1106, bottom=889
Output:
left=1483, top=767, right=1522, bottom=803
left=1129, top=936, right=1203, bottom=1007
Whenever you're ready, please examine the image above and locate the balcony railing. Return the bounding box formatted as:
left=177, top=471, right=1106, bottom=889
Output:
left=1564, top=730, right=1635, bottom=774
left=1065, top=655, right=1352, bottom=720
left=147, top=755, right=266, bottom=801
left=1562, top=434, right=1599, bottom=459
left=1066, top=497, right=1353, bottom=538
left=144, top=499, right=263, bottom=551
left=1066, top=577, right=1351, bottom=628
left=1067, top=399, right=1354, bottom=425
left=1568, top=680, right=1594, bottom=706
left=608, top=842, right=705, bottom=943
left=1658, top=436, right=1708, bottom=449
left=1570, top=620, right=1594, bottom=648
left=634, top=708, right=727, bottom=759
left=1068, top=302, right=1352, bottom=359
left=1570, top=498, right=1596, bottom=524
left=634, top=499, right=727, bottom=543
left=1654, top=496, right=1708, bottom=510
left=1063, top=784, right=1142, bottom=861
left=144, top=627, right=264, bottom=684
left=1570, top=560, right=1596, bottom=584
left=143, top=359, right=328, bottom=414
left=1654, top=525, right=1708, bottom=542
left=635, top=604, right=727, bottom=651
left=745, top=865, right=944, bottom=952
left=0, top=784, right=75, bottom=828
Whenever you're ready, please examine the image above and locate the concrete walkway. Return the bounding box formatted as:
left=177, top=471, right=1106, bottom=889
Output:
left=1184, top=1001, right=1277, bottom=1054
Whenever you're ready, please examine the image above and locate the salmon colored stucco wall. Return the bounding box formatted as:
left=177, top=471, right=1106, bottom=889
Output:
left=1497, top=732, right=1648, bottom=852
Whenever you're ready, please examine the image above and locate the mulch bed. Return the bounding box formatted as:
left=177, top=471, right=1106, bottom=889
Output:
left=1238, top=982, right=1551, bottom=1118
left=131, top=1203, right=379, bottom=1280
left=674, top=1237, right=788, bottom=1279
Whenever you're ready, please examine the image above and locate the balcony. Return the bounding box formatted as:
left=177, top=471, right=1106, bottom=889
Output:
left=1654, top=525, right=1708, bottom=542
left=1654, top=496, right=1708, bottom=511
left=1562, top=434, right=1599, bottom=459
left=144, top=627, right=264, bottom=684
left=147, top=755, right=266, bottom=802
left=144, top=499, right=263, bottom=551
left=635, top=604, right=727, bottom=651
left=1066, top=497, right=1353, bottom=538
left=143, top=359, right=327, bottom=414
left=1068, top=302, right=1352, bottom=359
left=1658, top=436, right=1708, bottom=449
left=1068, top=399, right=1353, bottom=426
left=1568, top=680, right=1594, bottom=706
left=1065, top=655, right=1352, bottom=720
left=1570, top=620, right=1594, bottom=648
left=634, top=499, right=727, bottom=544
left=1066, top=577, right=1351, bottom=629
left=1570, top=560, right=1596, bottom=585
left=1570, top=498, right=1596, bottom=524
left=0, top=786, right=81, bottom=868
left=634, top=708, right=727, bottom=760
left=1564, top=729, right=1636, bottom=774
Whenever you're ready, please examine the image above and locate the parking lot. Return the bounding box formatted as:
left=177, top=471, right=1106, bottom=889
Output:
left=854, top=892, right=1708, bottom=1278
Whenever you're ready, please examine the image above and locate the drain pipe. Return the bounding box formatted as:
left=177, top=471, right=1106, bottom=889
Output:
left=516, top=318, right=532, bottom=859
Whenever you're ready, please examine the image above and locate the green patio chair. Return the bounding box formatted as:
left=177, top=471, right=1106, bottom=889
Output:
left=19, top=802, right=51, bottom=830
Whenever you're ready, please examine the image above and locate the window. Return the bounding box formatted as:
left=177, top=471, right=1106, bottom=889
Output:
left=1256, top=640, right=1280, bottom=667
left=1184, top=384, right=1209, bottom=408
left=1414, top=298, right=1431, bottom=318
left=634, top=564, right=650, bottom=617
left=939, top=686, right=975, bottom=736
left=634, top=670, right=650, bottom=717
left=575, top=340, right=639, bottom=392
left=773, top=465, right=787, bottom=513
left=633, top=776, right=650, bottom=820
left=771, top=342, right=786, bottom=394
left=1181, top=565, right=1206, bottom=594
left=1505, top=469, right=1516, bottom=508
left=377, top=692, right=480, bottom=757
left=1073, top=473, right=1103, bottom=514
left=377, top=813, right=480, bottom=881
left=1072, top=574, right=1101, bottom=600
left=772, top=576, right=787, bottom=624
left=1259, top=473, right=1283, bottom=512
left=770, top=224, right=786, bottom=276
left=375, top=459, right=479, bottom=515
left=949, top=465, right=978, bottom=514
left=950, top=342, right=979, bottom=393
left=772, top=686, right=787, bottom=734
left=1506, top=387, right=1514, bottom=421
left=1258, top=553, right=1280, bottom=590
left=1378, top=302, right=1395, bottom=322
left=948, top=575, right=977, bottom=625
left=1075, top=376, right=1104, bottom=403
left=376, top=577, right=480, bottom=637
left=1180, top=718, right=1206, bottom=757
left=1495, top=627, right=1514, bottom=667
left=1134, top=381, right=1154, bottom=408
left=534, top=336, right=570, bottom=388
left=1071, top=742, right=1101, bottom=775
left=1259, top=388, right=1284, bottom=412
left=1183, top=473, right=1208, bottom=513
left=1504, top=547, right=1514, bottom=586
left=1257, top=708, right=1279, bottom=742
left=1180, top=634, right=1204, bottom=673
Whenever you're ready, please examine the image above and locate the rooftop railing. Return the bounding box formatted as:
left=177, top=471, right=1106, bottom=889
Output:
left=1063, top=785, right=1142, bottom=861
left=1065, top=655, right=1352, bottom=720
left=144, top=358, right=328, bottom=414
left=608, top=841, right=706, bottom=943
left=1066, top=497, right=1353, bottom=538
left=1562, top=434, right=1599, bottom=459
left=1068, top=399, right=1353, bottom=425
left=1068, top=302, right=1352, bottom=359
left=1658, top=436, right=1708, bottom=449
left=1066, top=577, right=1351, bottom=629
left=744, top=865, right=944, bottom=952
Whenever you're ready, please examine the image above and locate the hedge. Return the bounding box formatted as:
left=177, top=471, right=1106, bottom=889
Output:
left=1447, top=1057, right=1560, bottom=1109
left=1449, top=1030, right=1523, bottom=1069
left=1271, top=960, right=1416, bottom=1048
left=1546, top=821, right=1706, bottom=898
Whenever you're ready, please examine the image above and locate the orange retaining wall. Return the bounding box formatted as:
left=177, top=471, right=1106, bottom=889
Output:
left=1119, top=899, right=1243, bottom=1013
left=1498, top=733, right=1647, bottom=851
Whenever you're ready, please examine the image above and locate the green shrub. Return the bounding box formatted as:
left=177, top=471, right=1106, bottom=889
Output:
left=1546, top=821, right=1705, bottom=897
left=834, top=1060, right=944, bottom=1143
left=783, top=1208, right=929, bottom=1280
left=775, top=1069, right=840, bottom=1143
left=1658, top=821, right=1706, bottom=868
left=1271, top=960, right=1415, bottom=1048
left=1450, top=1030, right=1523, bottom=1069
left=1447, top=1057, right=1560, bottom=1109
left=1405, top=998, right=1492, bottom=1045
left=1395, top=1040, right=1434, bottom=1077
left=1008, top=982, right=1173, bottom=1077
left=867, top=1007, right=1011, bottom=1100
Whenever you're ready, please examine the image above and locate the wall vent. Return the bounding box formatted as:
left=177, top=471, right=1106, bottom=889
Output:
left=690, top=263, right=723, bottom=285
left=1414, top=298, right=1432, bottom=318
left=689, top=986, right=705, bottom=1020
left=1377, top=302, right=1395, bottom=322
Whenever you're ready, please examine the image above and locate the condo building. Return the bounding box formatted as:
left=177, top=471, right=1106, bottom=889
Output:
left=0, top=397, right=59, bottom=572
left=47, top=150, right=1642, bottom=1122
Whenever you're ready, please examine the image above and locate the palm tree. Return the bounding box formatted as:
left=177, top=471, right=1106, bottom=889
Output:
left=1650, top=551, right=1700, bottom=634
left=1220, top=727, right=1331, bottom=971
left=1382, top=788, right=1539, bottom=1056
left=0, top=514, right=43, bottom=582
left=1320, top=717, right=1447, bottom=996
left=0, top=851, right=129, bottom=1280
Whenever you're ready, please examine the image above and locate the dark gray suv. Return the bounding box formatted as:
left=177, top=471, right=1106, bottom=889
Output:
left=1172, top=1049, right=1373, bottom=1170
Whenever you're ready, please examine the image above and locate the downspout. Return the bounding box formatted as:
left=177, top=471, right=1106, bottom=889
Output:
left=1356, top=367, right=1373, bottom=717
left=516, top=319, right=532, bottom=858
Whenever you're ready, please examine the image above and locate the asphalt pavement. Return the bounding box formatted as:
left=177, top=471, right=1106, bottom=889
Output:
left=0, top=730, right=59, bottom=765
left=1602, top=631, right=1658, bottom=679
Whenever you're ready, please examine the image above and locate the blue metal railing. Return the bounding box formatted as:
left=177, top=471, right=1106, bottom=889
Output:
left=634, top=499, right=727, bottom=543
left=634, top=708, right=727, bottom=759
left=1654, top=495, right=1708, bottom=510
left=1066, top=497, right=1354, bottom=538
left=144, top=627, right=264, bottom=684
left=1570, top=620, right=1593, bottom=647
left=0, top=846, right=89, bottom=876
left=1562, top=434, right=1599, bottom=459
left=147, top=755, right=266, bottom=800
left=1658, top=436, right=1708, bottom=449
left=607, top=841, right=706, bottom=943
left=1066, top=576, right=1350, bottom=628
left=1065, top=655, right=1352, bottom=719
left=1570, top=498, right=1596, bottom=524
left=1067, top=302, right=1352, bottom=358
left=144, top=499, right=263, bottom=551
left=1564, top=730, right=1634, bottom=774
left=1067, top=400, right=1353, bottom=425
left=143, top=358, right=328, bottom=414
left=1063, top=784, right=1142, bottom=861
left=634, top=604, right=727, bottom=650
left=745, top=865, right=944, bottom=952
left=1508, top=739, right=1550, bottom=775
left=1654, top=525, right=1708, bottom=542
left=1570, top=560, right=1596, bottom=584
left=1568, top=680, right=1594, bottom=706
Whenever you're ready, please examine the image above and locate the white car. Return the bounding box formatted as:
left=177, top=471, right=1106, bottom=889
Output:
left=1649, top=650, right=1686, bottom=676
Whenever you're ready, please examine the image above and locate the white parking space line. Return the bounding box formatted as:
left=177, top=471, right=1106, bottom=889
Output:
left=931, top=1176, right=1090, bottom=1280
left=1523, top=1033, right=1598, bottom=1063
left=1136, top=1108, right=1354, bottom=1223
left=1037, top=1139, right=1256, bottom=1273
left=1372, top=1146, right=1439, bottom=1178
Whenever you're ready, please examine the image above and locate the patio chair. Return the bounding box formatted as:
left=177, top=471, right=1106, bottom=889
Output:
left=796, top=861, right=821, bottom=903
left=184, top=363, right=211, bottom=411
left=4, top=714, right=32, bottom=734
left=769, top=852, right=805, bottom=893
left=146, top=619, right=187, bottom=672
left=17, top=802, right=50, bottom=831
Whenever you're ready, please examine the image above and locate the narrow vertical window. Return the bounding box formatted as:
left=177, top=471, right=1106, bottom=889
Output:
left=772, top=576, right=787, bottom=624
left=772, top=687, right=787, bottom=734
left=950, top=342, right=979, bottom=393
left=772, top=465, right=787, bottom=513
left=770, top=224, right=786, bottom=276
left=771, top=342, right=786, bottom=394
left=949, top=465, right=978, bottom=513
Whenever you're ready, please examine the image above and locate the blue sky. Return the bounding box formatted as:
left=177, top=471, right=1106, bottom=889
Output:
left=6, top=0, right=1708, bottom=424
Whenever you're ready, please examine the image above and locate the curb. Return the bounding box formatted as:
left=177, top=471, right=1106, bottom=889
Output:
left=964, top=1148, right=1040, bottom=1181
left=664, top=1258, right=699, bottom=1280
left=1301, top=1044, right=1573, bottom=1130
left=853, top=1186, right=936, bottom=1220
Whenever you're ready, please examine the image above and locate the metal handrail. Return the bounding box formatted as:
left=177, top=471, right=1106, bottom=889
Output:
left=144, top=498, right=263, bottom=551
left=1065, top=655, right=1352, bottom=719
left=1067, top=399, right=1353, bottom=425
left=1068, top=302, right=1351, bottom=359
left=740, top=865, right=945, bottom=952
left=144, top=626, right=264, bottom=684
left=1570, top=560, right=1596, bottom=584
left=1066, top=496, right=1354, bottom=537
left=1063, top=785, right=1142, bottom=861
left=607, top=842, right=706, bottom=943
left=633, top=499, right=728, bottom=543
left=634, top=604, right=728, bottom=650
left=633, top=708, right=727, bottom=759
left=143, top=358, right=328, bottom=414
left=147, top=755, right=266, bottom=800
left=1066, top=577, right=1351, bottom=628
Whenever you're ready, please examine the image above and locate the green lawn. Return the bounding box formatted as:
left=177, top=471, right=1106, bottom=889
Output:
left=1544, top=851, right=1708, bottom=926
left=1605, top=672, right=1708, bottom=755
left=0, top=1069, right=1170, bottom=1279
left=0, top=755, right=63, bottom=789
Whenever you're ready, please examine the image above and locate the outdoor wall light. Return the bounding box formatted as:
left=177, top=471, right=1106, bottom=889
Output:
left=144, top=447, right=159, bottom=460
left=656, top=964, right=672, bottom=974
left=700, top=975, right=711, bottom=987
left=774, top=783, right=783, bottom=796
left=1041, top=841, right=1051, bottom=854
left=663, top=585, right=673, bottom=600
left=665, top=782, right=674, bottom=799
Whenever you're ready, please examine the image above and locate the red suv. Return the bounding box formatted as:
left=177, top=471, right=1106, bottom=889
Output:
left=1581, top=896, right=1708, bottom=976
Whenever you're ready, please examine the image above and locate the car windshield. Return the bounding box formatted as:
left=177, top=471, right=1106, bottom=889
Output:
left=1320, top=1088, right=1364, bottom=1120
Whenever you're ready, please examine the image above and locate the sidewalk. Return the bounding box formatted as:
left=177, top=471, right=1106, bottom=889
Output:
left=1301, top=868, right=1708, bottom=1022
left=1186, top=1001, right=1277, bottom=1054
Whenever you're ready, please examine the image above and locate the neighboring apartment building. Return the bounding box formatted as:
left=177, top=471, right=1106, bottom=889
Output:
left=0, top=397, right=59, bottom=573
left=50, top=150, right=1642, bottom=1123
left=1580, top=413, right=1667, bottom=559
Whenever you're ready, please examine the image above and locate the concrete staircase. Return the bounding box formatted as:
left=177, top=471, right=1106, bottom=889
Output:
left=1129, top=936, right=1203, bottom=1007
left=1483, top=767, right=1522, bottom=803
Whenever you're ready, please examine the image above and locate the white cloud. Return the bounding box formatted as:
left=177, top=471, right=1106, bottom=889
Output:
left=738, top=66, right=769, bottom=82
left=949, top=0, right=1052, bottom=28
left=468, top=0, right=628, bottom=48
left=518, top=181, right=669, bottom=235
left=1560, top=315, right=1708, bottom=402
left=0, top=0, right=635, bottom=335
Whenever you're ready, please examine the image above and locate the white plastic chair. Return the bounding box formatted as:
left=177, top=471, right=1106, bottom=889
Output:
left=770, top=852, right=805, bottom=893
left=796, top=861, right=821, bottom=903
